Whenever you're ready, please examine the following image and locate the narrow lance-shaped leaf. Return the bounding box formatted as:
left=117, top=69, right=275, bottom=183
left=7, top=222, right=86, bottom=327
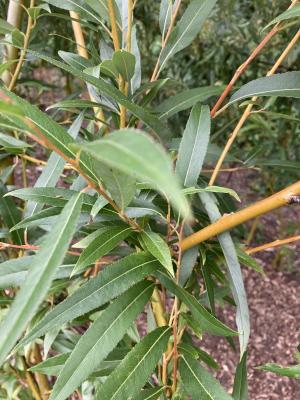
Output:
left=73, top=224, right=132, bottom=274
left=200, top=192, right=250, bottom=355
left=95, top=327, right=172, bottom=400
left=139, top=230, right=174, bottom=276
left=229, top=72, right=300, bottom=106
left=180, top=355, right=234, bottom=399
left=232, top=351, right=248, bottom=400
left=156, top=86, right=223, bottom=119
left=176, top=104, right=211, bottom=187
left=49, top=281, right=154, bottom=400
left=264, top=4, right=300, bottom=30
left=158, top=0, right=217, bottom=73
left=155, top=270, right=236, bottom=337
left=73, top=129, right=192, bottom=220
left=0, top=193, right=82, bottom=365
left=19, top=252, right=160, bottom=347
left=256, top=363, right=300, bottom=378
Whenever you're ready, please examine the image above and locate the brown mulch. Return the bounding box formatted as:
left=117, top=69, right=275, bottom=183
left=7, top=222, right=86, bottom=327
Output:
left=201, top=171, right=300, bottom=399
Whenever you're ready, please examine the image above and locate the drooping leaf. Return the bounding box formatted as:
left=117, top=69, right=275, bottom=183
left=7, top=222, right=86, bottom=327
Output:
left=73, top=224, right=132, bottom=274
left=264, top=4, right=300, bottom=29
left=95, top=327, right=172, bottom=400
left=49, top=281, right=154, bottom=400
left=156, top=86, right=223, bottom=119
left=180, top=355, right=233, bottom=399
left=155, top=270, right=236, bottom=337
left=73, top=129, right=192, bottom=219
left=112, top=50, right=136, bottom=82
left=176, top=105, right=211, bottom=187
left=232, top=351, right=248, bottom=400
left=139, top=230, right=174, bottom=276
left=229, top=72, right=300, bottom=105
left=20, top=252, right=159, bottom=347
left=200, top=193, right=250, bottom=355
left=0, top=193, right=82, bottom=365
left=158, top=0, right=217, bottom=72
left=256, top=363, right=300, bottom=378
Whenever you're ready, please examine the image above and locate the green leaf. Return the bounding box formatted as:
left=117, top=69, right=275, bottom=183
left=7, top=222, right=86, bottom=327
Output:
left=176, top=105, right=211, bottom=187
left=94, top=163, right=136, bottom=211
left=29, top=353, right=69, bottom=376
left=232, top=351, right=248, bottom=400
left=0, top=185, right=24, bottom=246
left=73, top=225, right=132, bottom=274
left=139, top=230, right=174, bottom=276
left=95, top=327, right=172, bottom=400
left=0, top=18, right=15, bottom=34
left=256, top=363, right=300, bottom=378
left=180, top=355, right=233, bottom=399
left=229, top=72, right=300, bottom=105
left=159, top=0, right=173, bottom=38
left=20, top=252, right=159, bottom=347
left=134, top=387, right=165, bottom=400
left=237, top=248, right=264, bottom=275
left=11, top=207, right=61, bottom=231
left=0, top=89, right=98, bottom=183
left=6, top=187, right=95, bottom=211
left=24, top=50, right=168, bottom=136
left=200, top=193, right=250, bottom=355
left=155, top=270, right=236, bottom=337
left=158, top=0, right=217, bottom=73
left=0, top=256, right=75, bottom=289
left=0, top=133, right=31, bottom=151
left=183, top=186, right=241, bottom=202
left=73, top=129, right=192, bottom=220
left=50, top=281, right=154, bottom=400
left=0, top=193, right=82, bottom=365
left=264, top=4, right=300, bottom=29
left=26, top=113, right=83, bottom=216
left=156, top=86, right=223, bottom=119
left=112, top=50, right=136, bottom=82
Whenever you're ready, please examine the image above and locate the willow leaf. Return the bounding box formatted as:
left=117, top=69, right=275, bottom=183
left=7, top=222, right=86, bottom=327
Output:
left=95, top=327, right=171, bottom=400
left=19, top=252, right=159, bottom=347
left=0, top=193, right=82, bottom=365
left=50, top=281, right=154, bottom=400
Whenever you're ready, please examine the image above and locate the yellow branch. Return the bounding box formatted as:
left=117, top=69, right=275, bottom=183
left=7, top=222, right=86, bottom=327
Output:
left=181, top=181, right=300, bottom=251
left=246, top=234, right=300, bottom=255
left=69, top=11, right=105, bottom=126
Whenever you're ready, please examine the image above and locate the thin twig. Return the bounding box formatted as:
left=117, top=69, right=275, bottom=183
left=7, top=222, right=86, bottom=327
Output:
left=21, top=357, right=42, bottom=400
left=150, top=0, right=182, bottom=82
left=246, top=234, right=300, bottom=255
left=210, top=0, right=299, bottom=117
left=209, top=28, right=300, bottom=186
left=8, top=0, right=35, bottom=91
